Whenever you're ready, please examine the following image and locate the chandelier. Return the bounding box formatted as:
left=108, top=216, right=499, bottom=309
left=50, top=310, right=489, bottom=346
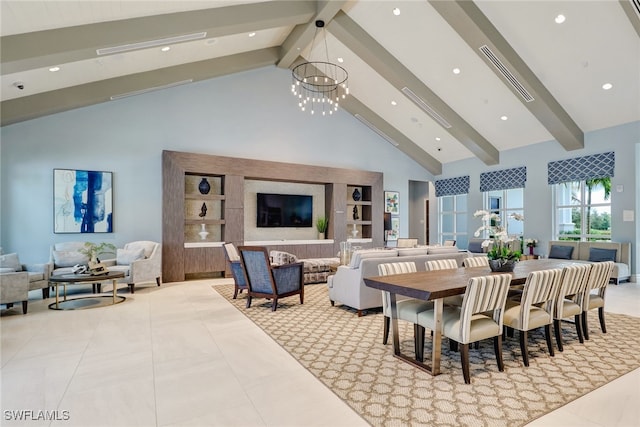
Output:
left=291, top=20, right=349, bottom=116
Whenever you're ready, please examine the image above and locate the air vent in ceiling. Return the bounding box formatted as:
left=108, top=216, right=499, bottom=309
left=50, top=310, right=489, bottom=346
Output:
left=355, top=114, right=399, bottom=147
left=631, top=0, right=640, bottom=17
left=97, top=32, right=207, bottom=55
left=110, top=79, right=194, bottom=100
left=401, top=87, right=452, bottom=129
left=479, top=45, right=535, bottom=102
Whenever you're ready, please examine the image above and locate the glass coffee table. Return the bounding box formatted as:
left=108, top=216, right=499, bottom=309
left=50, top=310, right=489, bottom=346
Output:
left=48, top=271, right=126, bottom=310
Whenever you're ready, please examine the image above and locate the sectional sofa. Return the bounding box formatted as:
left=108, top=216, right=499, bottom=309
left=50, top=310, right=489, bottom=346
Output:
left=547, top=240, right=631, bottom=284
left=327, top=246, right=468, bottom=316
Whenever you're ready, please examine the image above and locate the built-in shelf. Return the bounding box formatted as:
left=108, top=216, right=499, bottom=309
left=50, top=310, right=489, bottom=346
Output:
left=245, top=239, right=335, bottom=246
left=185, top=242, right=226, bottom=248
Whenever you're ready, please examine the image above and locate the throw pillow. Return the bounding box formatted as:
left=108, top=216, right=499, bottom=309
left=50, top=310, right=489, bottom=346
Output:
left=116, top=248, right=146, bottom=265
left=53, top=250, right=89, bottom=267
left=588, top=247, right=617, bottom=262
left=270, top=250, right=298, bottom=266
left=549, top=245, right=574, bottom=260
left=467, top=241, right=484, bottom=253
left=0, top=253, right=21, bottom=271
left=125, top=241, right=155, bottom=258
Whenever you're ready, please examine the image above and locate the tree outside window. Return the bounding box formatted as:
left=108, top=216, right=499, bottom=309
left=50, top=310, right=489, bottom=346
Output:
left=554, top=178, right=611, bottom=241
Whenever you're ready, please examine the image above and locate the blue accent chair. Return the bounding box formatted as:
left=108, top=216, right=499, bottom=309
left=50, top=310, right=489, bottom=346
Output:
left=223, top=243, right=248, bottom=299
left=238, top=246, right=304, bottom=311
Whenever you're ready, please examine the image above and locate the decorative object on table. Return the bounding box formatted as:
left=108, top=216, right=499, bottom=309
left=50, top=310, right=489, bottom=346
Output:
left=198, top=223, right=209, bottom=240
left=53, top=168, right=113, bottom=233
left=352, top=205, right=359, bottom=220
left=78, top=241, right=117, bottom=263
left=525, top=238, right=538, bottom=255
left=87, top=261, right=109, bottom=275
left=352, top=188, right=361, bottom=201
left=71, top=264, right=88, bottom=274
left=339, top=241, right=352, bottom=265
left=316, top=216, right=328, bottom=240
left=198, top=177, right=211, bottom=195
left=351, top=223, right=359, bottom=238
left=199, top=202, right=207, bottom=218
left=384, top=191, right=399, bottom=214
left=473, top=210, right=522, bottom=272
left=291, top=20, right=349, bottom=116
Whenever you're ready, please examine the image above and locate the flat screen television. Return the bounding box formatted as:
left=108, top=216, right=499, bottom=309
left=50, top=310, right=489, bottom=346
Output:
left=256, top=193, right=313, bottom=227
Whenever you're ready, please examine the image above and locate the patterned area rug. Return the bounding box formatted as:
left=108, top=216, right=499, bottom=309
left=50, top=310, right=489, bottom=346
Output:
left=214, top=283, right=640, bottom=427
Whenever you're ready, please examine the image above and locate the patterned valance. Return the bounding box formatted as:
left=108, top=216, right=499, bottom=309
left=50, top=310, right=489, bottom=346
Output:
left=480, top=166, right=527, bottom=192
left=435, top=176, right=470, bottom=197
left=547, top=152, right=615, bottom=184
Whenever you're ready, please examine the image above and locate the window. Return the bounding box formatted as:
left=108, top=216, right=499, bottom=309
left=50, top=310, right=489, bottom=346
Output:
left=483, top=188, right=524, bottom=236
left=439, top=194, right=467, bottom=248
left=553, top=178, right=611, bottom=241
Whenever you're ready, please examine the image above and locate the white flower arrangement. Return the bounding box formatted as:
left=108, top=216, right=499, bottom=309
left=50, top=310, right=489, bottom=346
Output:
left=473, top=210, right=523, bottom=261
left=525, top=238, right=538, bottom=248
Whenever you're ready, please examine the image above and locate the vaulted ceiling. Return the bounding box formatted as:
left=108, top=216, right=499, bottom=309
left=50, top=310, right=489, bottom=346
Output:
left=2, top=0, right=639, bottom=174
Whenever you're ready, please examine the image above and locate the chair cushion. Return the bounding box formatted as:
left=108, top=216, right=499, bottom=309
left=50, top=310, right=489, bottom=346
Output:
left=53, top=250, right=89, bottom=267
left=270, top=250, right=298, bottom=266
left=503, top=304, right=552, bottom=330
left=0, top=253, right=21, bottom=272
left=588, top=247, right=617, bottom=262
left=0, top=267, right=16, bottom=273
left=117, top=248, right=146, bottom=265
left=549, top=245, right=574, bottom=260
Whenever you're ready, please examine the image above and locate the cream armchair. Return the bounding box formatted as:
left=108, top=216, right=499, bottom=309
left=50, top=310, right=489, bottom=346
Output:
left=2, top=252, right=50, bottom=299
left=103, top=241, right=162, bottom=293
left=0, top=271, right=29, bottom=314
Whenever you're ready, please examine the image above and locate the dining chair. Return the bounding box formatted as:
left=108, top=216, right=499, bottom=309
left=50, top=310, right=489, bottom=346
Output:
left=396, top=238, right=418, bottom=248
left=223, top=243, right=247, bottom=299
left=377, top=262, right=433, bottom=361
left=553, top=263, right=592, bottom=351
left=426, top=258, right=462, bottom=307
left=462, top=256, right=489, bottom=268
left=503, top=269, right=563, bottom=366
left=580, top=261, right=615, bottom=340
left=443, top=239, right=456, bottom=246
left=416, top=273, right=512, bottom=384
left=238, top=246, right=304, bottom=311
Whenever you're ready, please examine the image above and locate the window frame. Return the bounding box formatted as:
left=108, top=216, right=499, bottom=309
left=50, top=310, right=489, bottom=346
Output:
left=438, top=194, right=467, bottom=247
left=552, top=180, right=611, bottom=241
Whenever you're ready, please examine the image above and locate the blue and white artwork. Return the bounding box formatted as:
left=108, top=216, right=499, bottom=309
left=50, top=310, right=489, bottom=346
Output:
left=54, top=169, right=113, bottom=233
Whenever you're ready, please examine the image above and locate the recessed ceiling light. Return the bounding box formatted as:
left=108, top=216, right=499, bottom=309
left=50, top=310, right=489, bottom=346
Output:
left=393, top=8, right=401, bottom=16
left=500, top=115, right=508, bottom=121
left=602, top=83, right=613, bottom=90
left=49, top=66, right=60, bottom=72
left=248, top=32, right=256, bottom=37
left=435, top=137, right=441, bottom=141
left=161, top=46, right=171, bottom=52
left=555, top=14, right=566, bottom=24
left=391, top=101, right=397, bottom=106
left=452, top=68, right=461, bottom=75
left=337, top=57, right=344, bottom=63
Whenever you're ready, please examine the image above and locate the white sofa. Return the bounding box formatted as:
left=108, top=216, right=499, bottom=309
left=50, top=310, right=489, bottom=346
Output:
left=547, top=241, right=631, bottom=284
left=327, top=246, right=468, bottom=316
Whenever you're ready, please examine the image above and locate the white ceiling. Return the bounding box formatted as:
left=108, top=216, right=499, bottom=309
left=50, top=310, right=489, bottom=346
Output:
left=1, top=0, right=639, bottom=174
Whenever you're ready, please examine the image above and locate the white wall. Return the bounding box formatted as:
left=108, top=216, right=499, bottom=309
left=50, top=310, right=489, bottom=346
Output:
left=0, top=66, right=433, bottom=263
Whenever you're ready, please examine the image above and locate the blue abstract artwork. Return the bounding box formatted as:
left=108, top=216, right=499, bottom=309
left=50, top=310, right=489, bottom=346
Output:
left=54, top=169, right=113, bottom=233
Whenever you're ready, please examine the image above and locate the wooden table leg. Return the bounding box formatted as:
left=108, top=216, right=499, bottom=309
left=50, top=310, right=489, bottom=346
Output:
left=390, top=293, right=401, bottom=356
left=431, top=298, right=443, bottom=375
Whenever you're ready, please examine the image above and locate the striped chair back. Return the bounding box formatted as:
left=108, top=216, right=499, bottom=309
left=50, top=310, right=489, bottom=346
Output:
left=519, top=269, right=562, bottom=328
left=378, top=262, right=417, bottom=314
left=462, top=256, right=489, bottom=268
left=580, top=261, right=615, bottom=310
left=425, top=258, right=458, bottom=271
left=458, top=274, right=512, bottom=343
left=555, top=263, right=591, bottom=318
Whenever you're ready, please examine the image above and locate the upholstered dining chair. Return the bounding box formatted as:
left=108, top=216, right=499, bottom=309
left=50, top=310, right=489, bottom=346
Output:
left=238, top=246, right=304, bottom=312
left=416, top=273, right=512, bottom=384
left=503, top=269, right=563, bottom=367
left=462, top=256, right=489, bottom=268
left=223, top=243, right=247, bottom=299
left=443, top=239, right=456, bottom=246
left=396, top=238, right=418, bottom=248
left=553, top=263, right=592, bottom=351
left=426, top=258, right=462, bottom=307
left=377, top=262, right=433, bottom=361
left=580, top=261, right=615, bottom=340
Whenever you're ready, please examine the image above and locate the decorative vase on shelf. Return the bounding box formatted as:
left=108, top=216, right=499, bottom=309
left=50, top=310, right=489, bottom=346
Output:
left=488, top=259, right=517, bottom=272
left=353, top=205, right=359, bottom=220
left=198, top=177, right=211, bottom=195
left=352, top=188, right=361, bottom=201
left=318, top=232, right=325, bottom=240
left=198, top=223, right=209, bottom=240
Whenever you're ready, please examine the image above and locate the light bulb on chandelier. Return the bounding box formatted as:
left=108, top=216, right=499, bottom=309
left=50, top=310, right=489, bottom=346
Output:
left=291, top=20, right=349, bottom=116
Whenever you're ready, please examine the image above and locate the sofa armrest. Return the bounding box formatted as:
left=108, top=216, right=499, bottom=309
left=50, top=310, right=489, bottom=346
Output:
left=0, top=272, right=29, bottom=302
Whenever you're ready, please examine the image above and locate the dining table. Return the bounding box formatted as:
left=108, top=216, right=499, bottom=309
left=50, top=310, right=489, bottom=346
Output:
left=363, top=258, right=579, bottom=376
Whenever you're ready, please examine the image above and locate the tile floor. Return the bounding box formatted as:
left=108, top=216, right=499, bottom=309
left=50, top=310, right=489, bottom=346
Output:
left=1, top=278, right=638, bottom=427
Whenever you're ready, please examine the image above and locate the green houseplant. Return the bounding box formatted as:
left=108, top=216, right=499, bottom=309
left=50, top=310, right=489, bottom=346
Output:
left=316, top=216, right=329, bottom=239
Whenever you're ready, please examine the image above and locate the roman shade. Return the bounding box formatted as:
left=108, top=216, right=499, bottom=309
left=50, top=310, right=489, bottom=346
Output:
left=480, top=166, right=527, bottom=192
left=547, top=151, right=615, bottom=185
left=435, top=176, right=470, bottom=197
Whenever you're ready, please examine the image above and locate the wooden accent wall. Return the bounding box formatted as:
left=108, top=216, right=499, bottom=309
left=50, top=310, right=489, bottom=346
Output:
left=162, top=150, right=384, bottom=283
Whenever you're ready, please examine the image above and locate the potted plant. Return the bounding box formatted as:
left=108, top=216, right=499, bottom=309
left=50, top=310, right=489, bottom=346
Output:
left=78, top=242, right=117, bottom=263
left=316, top=216, right=329, bottom=239
left=473, top=210, right=522, bottom=271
